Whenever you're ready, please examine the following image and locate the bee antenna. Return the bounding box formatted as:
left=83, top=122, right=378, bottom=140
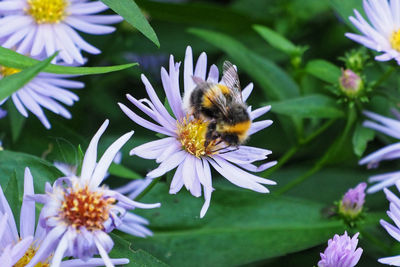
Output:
left=192, top=76, right=204, bottom=85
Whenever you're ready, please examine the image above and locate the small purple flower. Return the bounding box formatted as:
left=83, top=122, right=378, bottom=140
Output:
left=339, top=69, right=363, bottom=98
left=119, top=46, right=277, bottom=218
left=338, top=183, right=367, bottom=219
left=318, top=232, right=363, bottom=267
left=0, top=0, right=123, bottom=64
left=379, top=184, right=400, bottom=265
left=26, top=120, right=160, bottom=267
left=346, top=0, right=400, bottom=64
left=0, top=67, right=84, bottom=129
left=359, top=110, right=400, bottom=193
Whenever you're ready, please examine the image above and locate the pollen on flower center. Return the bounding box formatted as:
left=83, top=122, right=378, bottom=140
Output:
left=0, top=66, right=21, bottom=77
left=176, top=117, right=218, bottom=158
left=390, top=29, right=400, bottom=51
left=26, top=0, right=68, bottom=24
left=13, top=246, right=50, bottom=267
left=59, top=185, right=116, bottom=231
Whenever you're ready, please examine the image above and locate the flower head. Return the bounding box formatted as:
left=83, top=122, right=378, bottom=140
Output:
left=0, top=0, right=123, bottom=64
left=359, top=110, right=400, bottom=193
left=27, top=120, right=160, bottom=267
left=378, top=183, right=400, bottom=265
left=339, top=69, right=364, bottom=98
left=338, top=183, right=367, bottom=220
left=318, top=232, right=363, bottom=267
left=119, top=46, right=277, bottom=218
left=346, top=0, right=400, bottom=64
left=0, top=67, right=84, bottom=129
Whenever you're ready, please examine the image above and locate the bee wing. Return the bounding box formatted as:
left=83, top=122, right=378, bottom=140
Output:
left=222, top=61, right=243, bottom=102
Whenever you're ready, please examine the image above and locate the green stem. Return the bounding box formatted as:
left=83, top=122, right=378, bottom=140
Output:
left=134, top=177, right=161, bottom=201
left=275, top=108, right=356, bottom=195
left=371, top=66, right=395, bottom=90
left=262, top=118, right=337, bottom=178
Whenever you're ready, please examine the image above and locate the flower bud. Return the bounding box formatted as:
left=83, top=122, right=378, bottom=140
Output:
left=338, top=183, right=367, bottom=220
left=339, top=69, right=364, bottom=98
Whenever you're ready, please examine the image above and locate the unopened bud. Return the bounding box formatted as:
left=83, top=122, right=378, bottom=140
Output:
left=338, top=183, right=367, bottom=220
left=339, top=69, right=363, bottom=98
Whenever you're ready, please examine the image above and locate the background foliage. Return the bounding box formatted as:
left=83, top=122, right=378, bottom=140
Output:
left=0, top=0, right=397, bottom=266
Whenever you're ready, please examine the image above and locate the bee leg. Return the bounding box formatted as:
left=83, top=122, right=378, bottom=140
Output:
left=204, top=121, right=218, bottom=148
left=218, top=146, right=240, bottom=154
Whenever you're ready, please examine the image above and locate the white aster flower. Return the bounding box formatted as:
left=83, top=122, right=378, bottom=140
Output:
left=27, top=120, right=160, bottom=267
left=0, top=66, right=84, bottom=129
left=359, top=110, right=400, bottom=193
left=346, top=0, right=400, bottom=64
left=119, top=46, right=277, bottom=218
left=0, top=0, right=123, bottom=64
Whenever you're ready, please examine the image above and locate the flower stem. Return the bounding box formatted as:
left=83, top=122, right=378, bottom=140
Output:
left=134, top=177, right=161, bottom=201
left=262, top=118, right=337, bottom=178
left=371, top=65, right=395, bottom=90
left=275, top=108, right=356, bottom=195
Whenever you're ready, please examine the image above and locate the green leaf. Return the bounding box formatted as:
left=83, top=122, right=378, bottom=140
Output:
left=353, top=122, right=375, bottom=157
left=253, top=24, right=298, bottom=55
left=0, top=53, right=55, bottom=101
left=4, top=171, right=20, bottom=224
left=267, top=94, right=344, bottom=118
left=0, top=46, right=137, bottom=75
left=132, top=184, right=344, bottom=266
left=0, top=150, right=62, bottom=194
left=329, top=0, right=363, bottom=29
left=101, top=0, right=160, bottom=47
left=109, top=233, right=170, bottom=266
left=189, top=28, right=300, bottom=101
left=108, top=163, right=142, bottom=180
left=7, top=101, right=26, bottom=143
left=306, top=59, right=341, bottom=84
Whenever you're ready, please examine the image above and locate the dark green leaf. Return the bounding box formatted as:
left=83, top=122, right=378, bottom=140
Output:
left=108, top=163, right=142, bottom=180
left=306, top=59, right=341, bottom=84
left=268, top=94, right=344, bottom=118
left=353, top=122, right=375, bottom=157
left=0, top=150, right=62, bottom=194
left=101, top=0, right=160, bottom=47
left=189, top=28, right=300, bottom=101
left=132, top=184, right=345, bottom=266
left=253, top=24, right=298, bottom=55
left=109, top=233, right=170, bottom=266
left=3, top=171, right=20, bottom=224
left=7, top=101, right=25, bottom=143
left=0, top=46, right=136, bottom=75
left=0, top=53, right=55, bottom=101
left=329, top=0, right=363, bottom=29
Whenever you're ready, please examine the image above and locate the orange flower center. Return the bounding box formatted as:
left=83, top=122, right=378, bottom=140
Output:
left=13, top=246, right=50, bottom=267
left=176, top=117, right=218, bottom=158
left=0, top=66, right=21, bottom=77
left=60, top=185, right=115, bottom=231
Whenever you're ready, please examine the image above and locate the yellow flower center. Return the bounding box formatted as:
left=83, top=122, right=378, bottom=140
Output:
left=176, top=117, right=218, bottom=158
left=390, top=29, right=400, bottom=51
left=0, top=66, right=21, bottom=77
left=60, top=185, right=115, bottom=231
left=13, top=246, right=50, bottom=267
left=26, top=0, right=68, bottom=24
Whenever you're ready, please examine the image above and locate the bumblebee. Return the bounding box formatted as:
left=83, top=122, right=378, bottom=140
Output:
left=188, top=61, right=251, bottom=148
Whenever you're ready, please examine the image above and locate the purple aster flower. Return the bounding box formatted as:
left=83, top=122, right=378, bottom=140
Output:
left=26, top=120, right=160, bottom=267
left=346, top=0, right=400, bottom=64
left=0, top=0, right=123, bottom=65
left=359, top=110, right=400, bottom=193
left=118, top=46, right=277, bottom=218
left=318, top=231, right=363, bottom=267
left=379, top=184, right=400, bottom=265
left=0, top=66, right=84, bottom=129
left=338, top=183, right=367, bottom=219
